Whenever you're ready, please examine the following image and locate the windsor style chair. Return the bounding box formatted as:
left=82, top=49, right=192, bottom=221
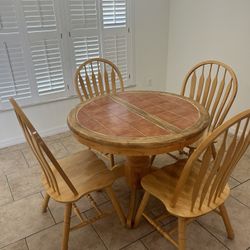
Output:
left=151, top=60, right=238, bottom=165
left=74, top=58, right=125, bottom=167
left=9, top=98, right=125, bottom=250
left=135, top=109, right=250, bottom=249
left=181, top=60, right=238, bottom=156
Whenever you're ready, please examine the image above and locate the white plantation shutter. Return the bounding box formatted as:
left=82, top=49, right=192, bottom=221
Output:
left=67, top=0, right=132, bottom=86
left=66, top=0, right=101, bottom=70
left=103, top=34, right=128, bottom=83
left=69, top=0, right=98, bottom=31
left=0, top=1, right=34, bottom=108
left=101, top=0, right=131, bottom=86
left=21, top=0, right=67, bottom=99
left=0, top=1, right=19, bottom=34
left=0, top=0, right=132, bottom=109
left=0, top=41, right=31, bottom=103
left=102, top=0, right=126, bottom=28
left=73, top=36, right=100, bottom=67
left=30, top=39, right=65, bottom=95
left=21, top=0, right=57, bottom=33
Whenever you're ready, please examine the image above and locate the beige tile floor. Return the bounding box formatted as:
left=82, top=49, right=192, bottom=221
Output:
left=0, top=132, right=250, bottom=250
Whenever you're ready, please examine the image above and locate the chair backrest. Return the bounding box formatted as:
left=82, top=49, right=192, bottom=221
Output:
left=74, top=57, right=124, bottom=102
left=181, top=60, right=238, bottom=132
left=171, top=109, right=250, bottom=211
left=9, top=98, right=78, bottom=196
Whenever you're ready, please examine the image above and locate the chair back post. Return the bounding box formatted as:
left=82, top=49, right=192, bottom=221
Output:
left=74, top=57, right=124, bottom=102
left=9, top=98, right=78, bottom=196
left=171, top=109, right=250, bottom=211
left=181, top=60, right=238, bottom=132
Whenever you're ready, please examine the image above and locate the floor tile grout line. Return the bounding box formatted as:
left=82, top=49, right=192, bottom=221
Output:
left=230, top=195, right=250, bottom=210
left=24, top=238, right=30, bottom=250
left=140, top=239, right=150, bottom=250
left=39, top=192, right=57, bottom=225
left=230, top=178, right=250, bottom=190
left=91, top=223, right=108, bottom=250
left=7, top=188, right=44, bottom=203
left=196, top=220, right=231, bottom=250
left=4, top=174, right=14, bottom=202
left=57, top=137, right=71, bottom=155
left=24, top=223, right=59, bottom=246
left=20, top=149, right=33, bottom=169
left=85, top=209, right=108, bottom=250
left=230, top=175, right=241, bottom=183
left=119, top=238, right=147, bottom=250
left=234, top=178, right=250, bottom=186
left=0, top=223, right=56, bottom=250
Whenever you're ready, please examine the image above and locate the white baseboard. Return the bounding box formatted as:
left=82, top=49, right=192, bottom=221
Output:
left=0, top=124, right=69, bottom=149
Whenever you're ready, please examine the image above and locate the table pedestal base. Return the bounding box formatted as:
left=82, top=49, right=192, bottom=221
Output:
left=125, top=156, right=151, bottom=228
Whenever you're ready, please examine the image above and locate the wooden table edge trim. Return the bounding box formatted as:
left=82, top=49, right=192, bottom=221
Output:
left=67, top=91, right=210, bottom=156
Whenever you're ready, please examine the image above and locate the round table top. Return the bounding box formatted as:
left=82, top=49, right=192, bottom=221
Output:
left=68, top=91, right=210, bottom=156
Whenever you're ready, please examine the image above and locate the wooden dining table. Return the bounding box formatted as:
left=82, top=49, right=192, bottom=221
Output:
left=67, top=91, right=210, bottom=227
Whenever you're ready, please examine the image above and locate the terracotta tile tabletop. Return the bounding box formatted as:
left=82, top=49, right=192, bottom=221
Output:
left=68, top=91, right=209, bottom=156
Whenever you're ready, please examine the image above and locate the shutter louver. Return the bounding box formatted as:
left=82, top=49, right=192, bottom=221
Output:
left=22, top=0, right=57, bottom=33
left=73, top=36, right=100, bottom=67
left=103, top=34, right=127, bottom=83
left=0, top=1, right=19, bottom=34
left=102, top=0, right=126, bottom=28
left=67, top=0, right=101, bottom=68
left=0, top=41, right=31, bottom=102
left=69, top=0, right=98, bottom=31
left=21, top=0, right=66, bottom=98
left=31, top=39, right=65, bottom=95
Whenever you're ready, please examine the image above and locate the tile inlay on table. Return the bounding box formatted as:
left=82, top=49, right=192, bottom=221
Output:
left=76, top=92, right=202, bottom=138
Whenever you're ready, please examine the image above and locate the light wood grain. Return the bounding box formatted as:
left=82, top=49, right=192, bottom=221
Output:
left=74, top=57, right=124, bottom=168
left=135, top=109, right=250, bottom=249
left=68, top=91, right=210, bottom=227
left=181, top=60, right=238, bottom=154
left=68, top=91, right=210, bottom=156
left=9, top=97, right=125, bottom=250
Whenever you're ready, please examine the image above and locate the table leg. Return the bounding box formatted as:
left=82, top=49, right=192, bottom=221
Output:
left=125, top=156, right=151, bottom=228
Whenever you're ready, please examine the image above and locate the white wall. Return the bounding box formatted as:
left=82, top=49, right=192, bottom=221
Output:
left=166, top=0, right=250, bottom=118
left=0, top=0, right=170, bottom=148
left=134, top=0, right=169, bottom=91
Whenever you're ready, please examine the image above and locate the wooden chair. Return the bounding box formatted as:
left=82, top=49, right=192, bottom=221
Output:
left=135, top=109, right=250, bottom=249
left=151, top=60, right=238, bottom=165
left=181, top=60, right=238, bottom=156
left=74, top=57, right=125, bottom=167
left=9, top=97, right=125, bottom=250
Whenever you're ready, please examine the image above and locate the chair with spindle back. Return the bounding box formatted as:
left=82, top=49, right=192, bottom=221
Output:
left=181, top=60, right=238, bottom=156
left=9, top=97, right=125, bottom=250
left=135, top=109, right=250, bottom=249
left=150, top=60, right=238, bottom=165
left=74, top=57, right=125, bottom=167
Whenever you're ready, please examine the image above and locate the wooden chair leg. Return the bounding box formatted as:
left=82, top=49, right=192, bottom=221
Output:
left=110, top=154, right=115, bottom=167
left=42, top=193, right=50, bottom=213
left=178, top=217, right=186, bottom=250
left=150, top=155, right=156, bottom=166
left=188, top=147, right=195, bottom=156
left=219, top=203, right=234, bottom=239
left=62, top=203, right=72, bottom=250
left=134, top=191, right=150, bottom=227
left=105, top=186, right=126, bottom=226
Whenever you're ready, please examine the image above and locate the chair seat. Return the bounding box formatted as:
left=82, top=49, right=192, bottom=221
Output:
left=141, top=159, right=230, bottom=218
left=43, top=150, right=115, bottom=203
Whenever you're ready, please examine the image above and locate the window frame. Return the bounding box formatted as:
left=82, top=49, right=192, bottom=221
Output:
left=0, top=0, right=134, bottom=111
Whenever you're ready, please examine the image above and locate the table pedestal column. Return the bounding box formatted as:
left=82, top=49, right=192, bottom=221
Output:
left=125, top=156, right=151, bottom=228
